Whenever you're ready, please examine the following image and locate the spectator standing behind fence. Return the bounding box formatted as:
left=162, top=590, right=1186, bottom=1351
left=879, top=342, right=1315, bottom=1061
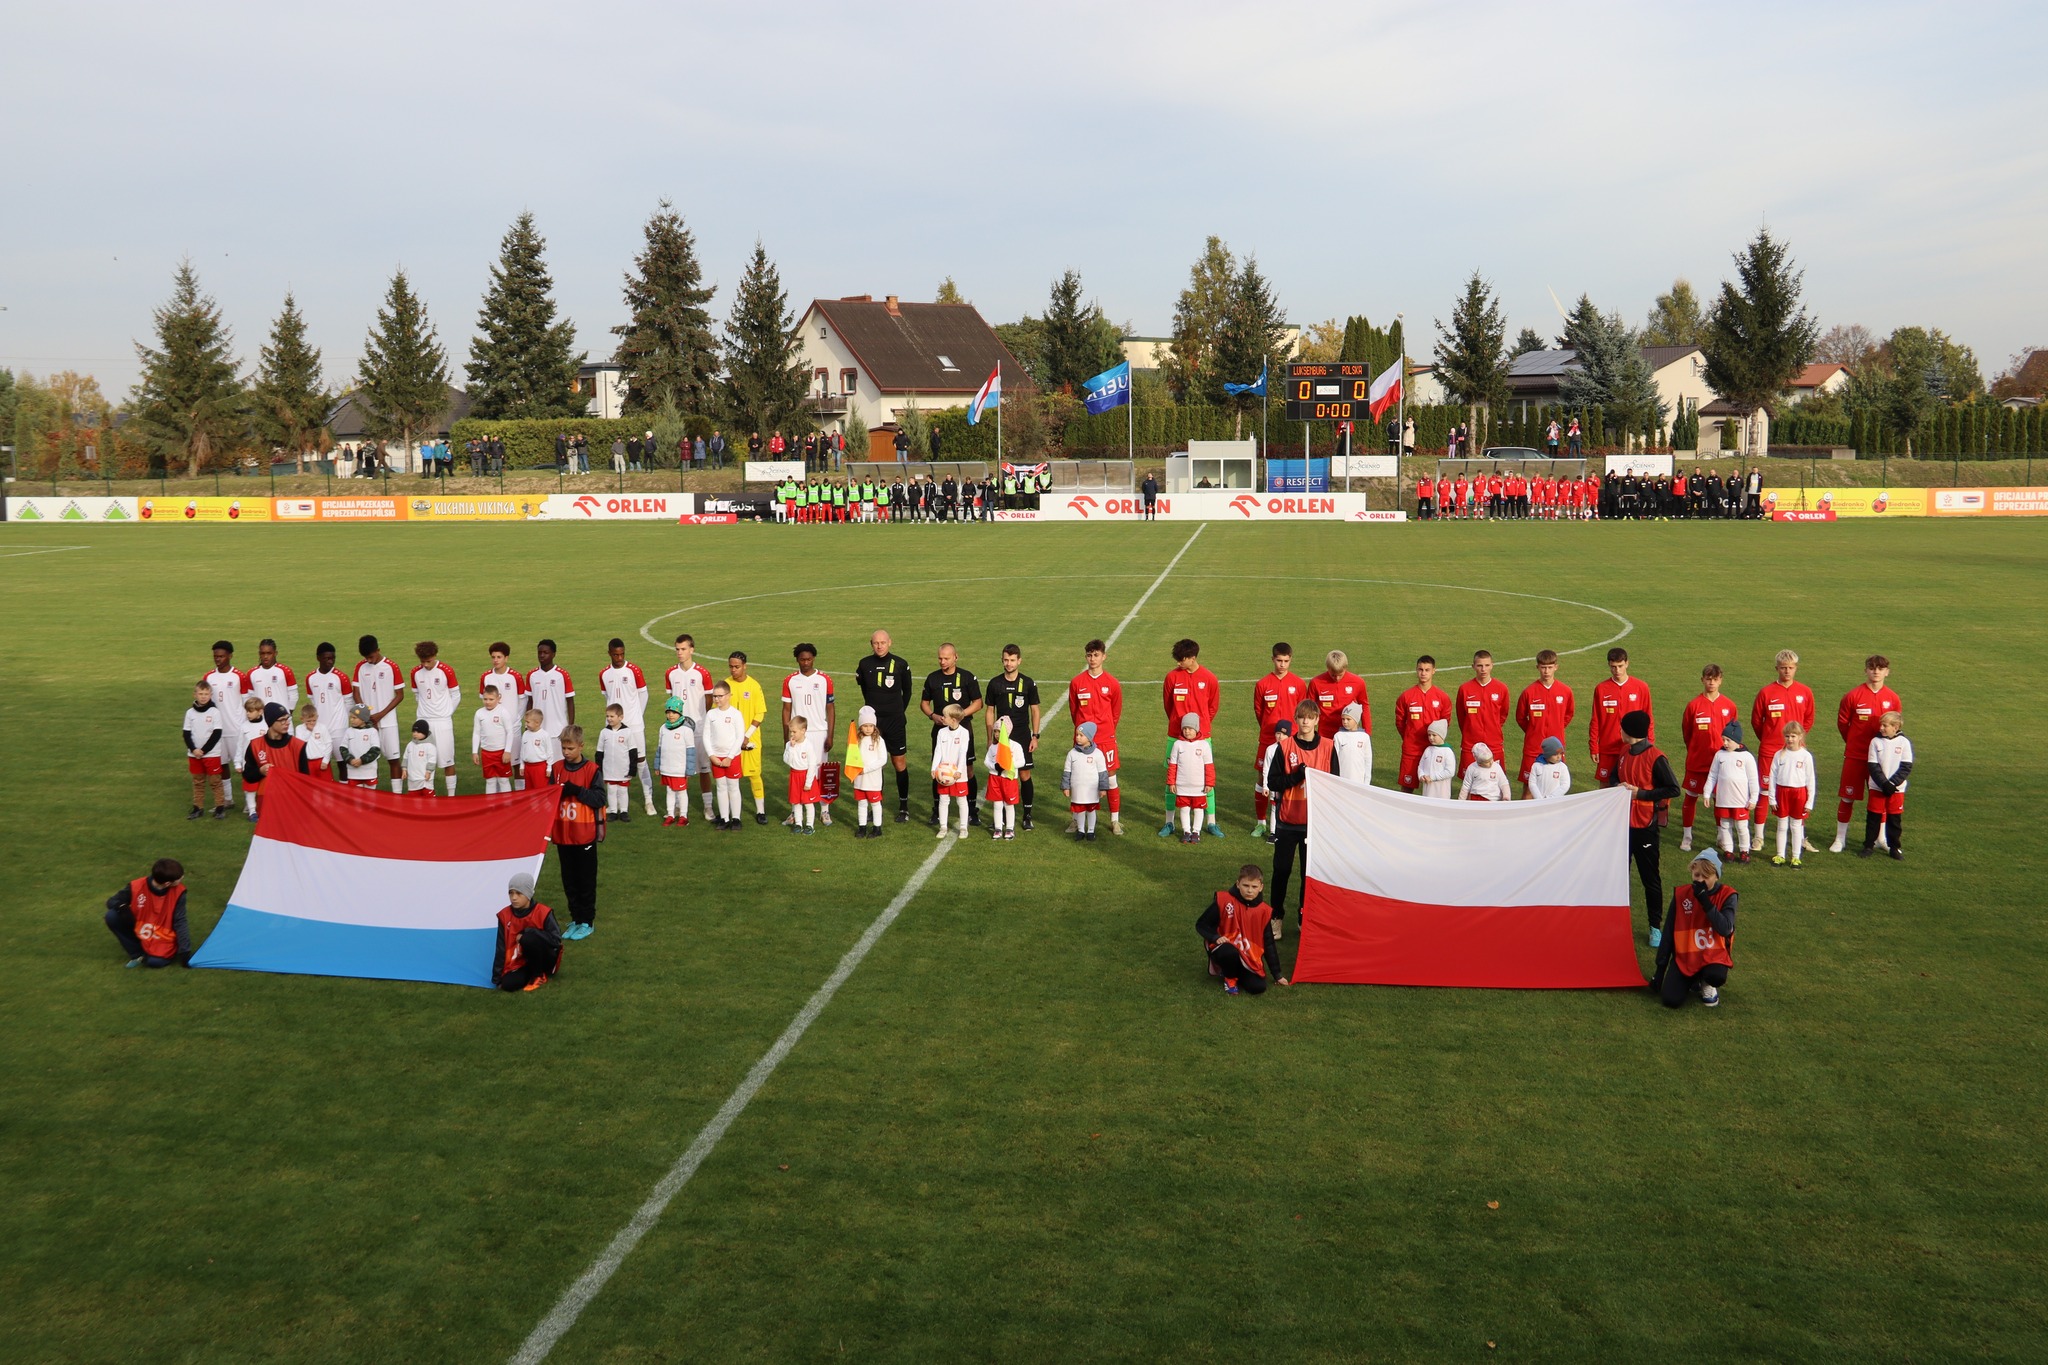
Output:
left=709, top=430, right=726, bottom=468
left=694, top=434, right=707, bottom=468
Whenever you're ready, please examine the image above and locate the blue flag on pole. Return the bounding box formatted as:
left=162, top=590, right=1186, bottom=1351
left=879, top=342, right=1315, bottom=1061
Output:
left=1081, top=361, right=1132, bottom=415
left=1223, top=360, right=1267, bottom=398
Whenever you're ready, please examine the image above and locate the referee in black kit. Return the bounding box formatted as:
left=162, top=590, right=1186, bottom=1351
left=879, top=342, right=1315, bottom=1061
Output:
left=921, top=643, right=983, bottom=825
left=856, top=630, right=916, bottom=821
left=985, top=644, right=1043, bottom=830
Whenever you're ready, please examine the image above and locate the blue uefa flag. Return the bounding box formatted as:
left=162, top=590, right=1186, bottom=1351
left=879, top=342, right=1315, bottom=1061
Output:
left=1223, top=360, right=1267, bottom=398
left=1082, top=361, right=1132, bottom=415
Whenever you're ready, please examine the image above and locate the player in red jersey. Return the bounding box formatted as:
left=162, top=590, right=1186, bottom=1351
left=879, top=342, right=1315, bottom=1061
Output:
left=1454, top=649, right=1511, bottom=771
left=1677, top=663, right=1740, bottom=851
left=1249, top=642, right=1308, bottom=837
left=1307, top=650, right=1369, bottom=740
left=1066, top=639, right=1125, bottom=835
left=1393, top=655, right=1454, bottom=789
left=1589, top=646, right=1653, bottom=787
left=1451, top=473, right=1470, bottom=518
left=1515, top=649, right=1575, bottom=790
left=1748, top=648, right=1818, bottom=851
left=1158, top=638, right=1222, bottom=837
left=1829, top=654, right=1903, bottom=852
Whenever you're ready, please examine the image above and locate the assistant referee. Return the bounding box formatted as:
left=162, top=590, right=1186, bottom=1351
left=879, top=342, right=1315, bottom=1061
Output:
left=856, top=629, right=915, bottom=821
left=985, top=644, right=1042, bottom=830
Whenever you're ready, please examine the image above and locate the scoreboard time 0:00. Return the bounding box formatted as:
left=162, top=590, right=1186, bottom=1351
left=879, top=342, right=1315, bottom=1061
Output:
left=1284, top=362, right=1369, bottom=421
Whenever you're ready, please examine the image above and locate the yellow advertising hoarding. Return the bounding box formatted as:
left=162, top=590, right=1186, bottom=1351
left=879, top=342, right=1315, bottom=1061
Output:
left=137, top=496, right=274, bottom=523
left=1761, top=487, right=1930, bottom=519
left=1927, top=487, right=2048, bottom=517
left=404, top=495, right=544, bottom=521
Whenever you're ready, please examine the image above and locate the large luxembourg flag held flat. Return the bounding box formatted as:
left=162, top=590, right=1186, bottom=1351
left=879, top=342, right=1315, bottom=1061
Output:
left=1291, top=769, right=1644, bottom=989
left=191, top=772, right=561, bottom=989
left=968, top=363, right=1001, bottom=424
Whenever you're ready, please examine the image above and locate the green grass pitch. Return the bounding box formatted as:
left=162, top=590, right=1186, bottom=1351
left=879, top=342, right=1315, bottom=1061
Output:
left=2, top=516, right=2043, bottom=1363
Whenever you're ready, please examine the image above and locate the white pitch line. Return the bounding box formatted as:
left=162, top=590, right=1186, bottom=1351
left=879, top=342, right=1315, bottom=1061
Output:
left=0, top=543, right=90, bottom=559
left=512, top=524, right=1208, bottom=1364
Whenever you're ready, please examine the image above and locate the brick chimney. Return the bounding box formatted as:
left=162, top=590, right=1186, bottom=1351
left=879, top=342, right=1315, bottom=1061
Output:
left=884, top=295, right=900, bottom=317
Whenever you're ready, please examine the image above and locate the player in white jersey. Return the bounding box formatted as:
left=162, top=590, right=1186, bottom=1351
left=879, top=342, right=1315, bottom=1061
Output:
left=666, top=633, right=714, bottom=807
left=246, top=639, right=299, bottom=715
left=478, top=642, right=529, bottom=786
left=781, top=643, right=837, bottom=824
left=352, top=633, right=407, bottom=793
left=526, top=638, right=574, bottom=761
left=411, top=640, right=462, bottom=796
left=204, top=640, right=250, bottom=799
left=305, top=642, right=353, bottom=776
left=601, top=638, right=656, bottom=815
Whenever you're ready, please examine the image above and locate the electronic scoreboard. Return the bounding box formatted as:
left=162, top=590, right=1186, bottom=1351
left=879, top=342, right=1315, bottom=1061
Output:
left=1283, top=362, right=1371, bottom=421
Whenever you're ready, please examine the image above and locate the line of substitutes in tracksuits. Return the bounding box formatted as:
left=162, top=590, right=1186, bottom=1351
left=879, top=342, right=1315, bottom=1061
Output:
left=772, top=470, right=1052, bottom=523
left=1415, top=469, right=1768, bottom=520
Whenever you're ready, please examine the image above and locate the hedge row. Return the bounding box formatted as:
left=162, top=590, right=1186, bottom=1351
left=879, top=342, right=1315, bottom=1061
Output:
left=1846, top=405, right=2044, bottom=459
left=445, top=415, right=723, bottom=469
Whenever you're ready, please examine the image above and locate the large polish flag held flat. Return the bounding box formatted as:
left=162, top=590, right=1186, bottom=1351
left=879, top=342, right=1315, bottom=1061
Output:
left=1291, top=769, right=1645, bottom=989
left=191, top=771, right=561, bottom=989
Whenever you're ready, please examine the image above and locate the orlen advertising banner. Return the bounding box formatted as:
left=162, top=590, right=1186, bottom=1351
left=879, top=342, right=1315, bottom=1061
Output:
left=273, top=496, right=407, bottom=521
left=6, top=496, right=138, bottom=522
left=536, top=492, right=695, bottom=520
left=1036, top=491, right=1404, bottom=522
left=1928, top=487, right=2048, bottom=517
left=1762, top=487, right=1930, bottom=519
left=138, top=496, right=272, bottom=522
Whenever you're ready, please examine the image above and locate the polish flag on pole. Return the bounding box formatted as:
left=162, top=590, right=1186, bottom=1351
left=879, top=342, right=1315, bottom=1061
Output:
left=191, top=771, right=561, bottom=988
left=1366, top=359, right=1403, bottom=421
left=1291, top=769, right=1645, bottom=988
left=968, top=363, right=1002, bottom=425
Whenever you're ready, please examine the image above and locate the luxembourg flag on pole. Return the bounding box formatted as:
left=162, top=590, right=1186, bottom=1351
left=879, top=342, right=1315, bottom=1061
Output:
left=968, top=363, right=1001, bottom=425
left=191, top=772, right=561, bottom=988
left=1290, top=770, right=1644, bottom=989
left=1367, top=358, right=1403, bottom=421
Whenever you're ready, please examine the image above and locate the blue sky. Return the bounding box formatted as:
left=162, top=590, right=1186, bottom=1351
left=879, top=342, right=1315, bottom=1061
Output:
left=3, top=0, right=2043, bottom=396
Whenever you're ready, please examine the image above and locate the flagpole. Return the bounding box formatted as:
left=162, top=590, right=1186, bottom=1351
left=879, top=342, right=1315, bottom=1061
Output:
left=1396, top=312, right=1406, bottom=515
left=1127, top=364, right=1134, bottom=466
left=996, top=362, right=1002, bottom=465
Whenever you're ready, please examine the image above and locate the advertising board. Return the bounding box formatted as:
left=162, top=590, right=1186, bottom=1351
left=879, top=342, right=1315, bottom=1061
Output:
left=1760, top=487, right=1929, bottom=518
left=1037, top=491, right=1403, bottom=522
left=138, top=496, right=273, bottom=522
left=743, top=461, right=805, bottom=483
left=535, top=493, right=696, bottom=520
left=5, top=496, right=138, bottom=522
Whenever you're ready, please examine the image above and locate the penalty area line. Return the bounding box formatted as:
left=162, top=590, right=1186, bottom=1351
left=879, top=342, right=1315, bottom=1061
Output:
left=511, top=523, right=1208, bottom=1364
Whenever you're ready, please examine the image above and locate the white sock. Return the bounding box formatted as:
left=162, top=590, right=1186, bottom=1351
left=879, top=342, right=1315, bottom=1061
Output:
left=954, top=796, right=969, bottom=829
left=1735, top=821, right=1750, bottom=854
left=1777, top=821, right=1789, bottom=859
left=1752, top=820, right=1766, bottom=847
left=445, top=775, right=457, bottom=797
left=391, top=779, right=404, bottom=794
left=1836, top=820, right=1851, bottom=845
left=938, top=800, right=950, bottom=834
left=1789, top=818, right=1804, bottom=855
left=638, top=766, right=655, bottom=809
left=246, top=790, right=258, bottom=814
left=222, top=775, right=234, bottom=798
left=1718, top=819, right=1734, bottom=853
left=754, top=793, right=766, bottom=815
left=802, top=804, right=814, bottom=827
left=859, top=798, right=873, bottom=826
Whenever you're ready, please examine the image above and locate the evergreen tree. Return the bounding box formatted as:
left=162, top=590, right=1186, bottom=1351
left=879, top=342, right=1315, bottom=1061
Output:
left=842, top=405, right=870, bottom=466
left=356, top=268, right=450, bottom=464
left=1041, top=270, right=1122, bottom=390
left=1433, top=271, right=1509, bottom=411
left=994, top=318, right=1047, bottom=384
left=466, top=212, right=583, bottom=420
left=1557, top=296, right=1664, bottom=440
left=248, top=292, right=330, bottom=470
left=1643, top=279, right=1703, bottom=347
left=1214, top=257, right=1288, bottom=417
left=934, top=277, right=967, bottom=305
left=131, top=261, right=245, bottom=477
left=1510, top=326, right=1547, bottom=357
left=1162, top=237, right=1237, bottom=404
left=613, top=200, right=720, bottom=415
left=1699, top=227, right=1818, bottom=451
left=720, top=241, right=810, bottom=438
